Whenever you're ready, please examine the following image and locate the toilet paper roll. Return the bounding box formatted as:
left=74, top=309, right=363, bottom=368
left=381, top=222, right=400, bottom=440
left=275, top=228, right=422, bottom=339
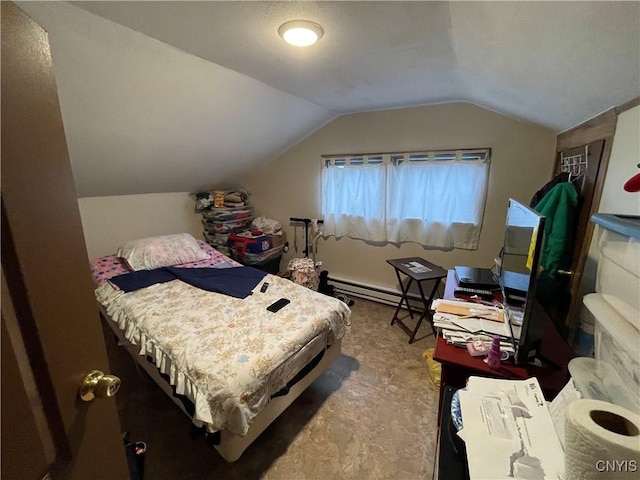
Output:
left=565, top=399, right=640, bottom=480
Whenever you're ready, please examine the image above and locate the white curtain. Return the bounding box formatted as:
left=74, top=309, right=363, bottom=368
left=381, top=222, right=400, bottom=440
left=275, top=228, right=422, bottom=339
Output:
left=386, top=161, right=489, bottom=249
left=321, top=152, right=489, bottom=249
left=322, top=162, right=387, bottom=241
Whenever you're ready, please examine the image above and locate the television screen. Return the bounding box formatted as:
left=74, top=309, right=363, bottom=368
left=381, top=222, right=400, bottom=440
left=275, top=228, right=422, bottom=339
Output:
left=499, top=198, right=546, bottom=364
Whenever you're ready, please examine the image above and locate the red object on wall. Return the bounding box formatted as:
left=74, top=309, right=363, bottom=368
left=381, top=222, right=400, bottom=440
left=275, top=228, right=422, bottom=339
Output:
left=624, top=172, right=640, bottom=192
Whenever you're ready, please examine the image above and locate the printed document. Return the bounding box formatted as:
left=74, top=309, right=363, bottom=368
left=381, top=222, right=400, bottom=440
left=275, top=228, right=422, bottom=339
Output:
left=459, top=377, right=565, bottom=480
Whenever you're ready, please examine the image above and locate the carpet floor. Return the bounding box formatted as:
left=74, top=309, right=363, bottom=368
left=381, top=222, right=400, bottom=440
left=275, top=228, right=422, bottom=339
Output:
left=105, top=297, right=440, bottom=480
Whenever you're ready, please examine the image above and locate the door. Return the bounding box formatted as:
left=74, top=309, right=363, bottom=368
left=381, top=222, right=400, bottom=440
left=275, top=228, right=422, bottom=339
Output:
left=540, top=133, right=611, bottom=335
left=556, top=141, right=605, bottom=326
left=1, top=3, right=128, bottom=479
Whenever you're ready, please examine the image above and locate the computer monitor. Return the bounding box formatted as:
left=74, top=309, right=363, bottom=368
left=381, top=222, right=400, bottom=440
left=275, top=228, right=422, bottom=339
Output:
left=498, top=198, right=547, bottom=365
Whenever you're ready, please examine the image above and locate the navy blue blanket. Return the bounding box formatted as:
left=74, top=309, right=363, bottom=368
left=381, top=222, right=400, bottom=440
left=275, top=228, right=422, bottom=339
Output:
left=109, top=266, right=267, bottom=299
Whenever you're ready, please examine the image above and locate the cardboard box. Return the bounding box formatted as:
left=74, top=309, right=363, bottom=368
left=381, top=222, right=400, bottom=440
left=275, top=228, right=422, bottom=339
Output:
left=268, top=230, right=286, bottom=248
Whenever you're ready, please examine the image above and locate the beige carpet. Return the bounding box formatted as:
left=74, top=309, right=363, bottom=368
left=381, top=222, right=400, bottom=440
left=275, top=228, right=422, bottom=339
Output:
left=106, top=297, right=440, bottom=480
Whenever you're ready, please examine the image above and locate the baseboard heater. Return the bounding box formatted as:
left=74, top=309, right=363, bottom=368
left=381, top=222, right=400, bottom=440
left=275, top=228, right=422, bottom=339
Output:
left=327, top=275, right=431, bottom=309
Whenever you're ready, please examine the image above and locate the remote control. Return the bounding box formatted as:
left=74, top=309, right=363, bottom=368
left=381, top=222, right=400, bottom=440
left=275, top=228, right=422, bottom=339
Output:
left=453, top=287, right=494, bottom=301
left=260, top=282, right=269, bottom=293
left=267, top=298, right=290, bottom=312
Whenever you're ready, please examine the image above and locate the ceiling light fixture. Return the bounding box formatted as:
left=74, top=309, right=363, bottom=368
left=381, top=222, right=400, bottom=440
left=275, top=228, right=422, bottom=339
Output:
left=278, top=20, right=324, bottom=47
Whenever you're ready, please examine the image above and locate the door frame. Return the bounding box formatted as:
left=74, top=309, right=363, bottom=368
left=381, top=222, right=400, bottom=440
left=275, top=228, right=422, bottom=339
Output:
left=555, top=97, right=640, bottom=332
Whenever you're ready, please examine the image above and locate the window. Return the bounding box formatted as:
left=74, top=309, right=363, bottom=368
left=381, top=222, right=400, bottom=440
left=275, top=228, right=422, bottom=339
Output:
left=321, top=149, right=490, bottom=249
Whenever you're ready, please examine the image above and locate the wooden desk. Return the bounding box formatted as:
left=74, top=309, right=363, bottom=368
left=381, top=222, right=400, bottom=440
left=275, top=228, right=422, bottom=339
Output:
left=432, top=270, right=575, bottom=479
left=386, top=257, right=448, bottom=343
left=433, top=270, right=575, bottom=420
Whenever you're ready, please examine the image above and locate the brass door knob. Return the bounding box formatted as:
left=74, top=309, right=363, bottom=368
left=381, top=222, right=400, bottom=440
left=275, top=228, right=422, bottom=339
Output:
left=79, top=370, right=121, bottom=402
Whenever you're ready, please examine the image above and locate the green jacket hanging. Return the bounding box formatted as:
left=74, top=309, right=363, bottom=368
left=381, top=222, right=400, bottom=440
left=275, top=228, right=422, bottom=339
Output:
left=534, top=182, right=578, bottom=278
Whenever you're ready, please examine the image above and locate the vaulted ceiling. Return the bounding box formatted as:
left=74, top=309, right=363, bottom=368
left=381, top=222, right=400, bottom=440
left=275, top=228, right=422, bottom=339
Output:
left=74, top=1, right=640, bottom=128
left=15, top=1, right=640, bottom=197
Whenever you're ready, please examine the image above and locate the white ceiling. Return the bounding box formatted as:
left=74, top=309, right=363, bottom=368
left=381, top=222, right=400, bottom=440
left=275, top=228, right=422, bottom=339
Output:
left=14, top=1, right=640, bottom=197
left=74, top=1, right=640, bottom=131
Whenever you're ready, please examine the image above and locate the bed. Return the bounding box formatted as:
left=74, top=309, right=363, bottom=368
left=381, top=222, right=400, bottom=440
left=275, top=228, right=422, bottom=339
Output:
left=90, top=233, right=351, bottom=462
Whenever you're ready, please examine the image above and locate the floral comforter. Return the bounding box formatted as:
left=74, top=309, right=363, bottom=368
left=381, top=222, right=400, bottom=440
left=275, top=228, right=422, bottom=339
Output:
left=96, top=270, right=351, bottom=436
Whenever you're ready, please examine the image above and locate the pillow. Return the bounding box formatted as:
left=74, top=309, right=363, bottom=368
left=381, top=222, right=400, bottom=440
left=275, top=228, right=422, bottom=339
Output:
left=116, top=233, right=210, bottom=271
left=90, top=255, right=132, bottom=286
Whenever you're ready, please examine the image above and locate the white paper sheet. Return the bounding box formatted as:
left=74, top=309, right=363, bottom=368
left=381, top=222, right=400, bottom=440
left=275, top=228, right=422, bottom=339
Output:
left=449, top=316, right=512, bottom=337
left=547, top=378, right=581, bottom=450
left=459, top=377, right=565, bottom=480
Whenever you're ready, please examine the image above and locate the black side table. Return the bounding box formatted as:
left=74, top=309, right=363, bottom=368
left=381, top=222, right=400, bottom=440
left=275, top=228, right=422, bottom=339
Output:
left=386, top=257, right=448, bottom=343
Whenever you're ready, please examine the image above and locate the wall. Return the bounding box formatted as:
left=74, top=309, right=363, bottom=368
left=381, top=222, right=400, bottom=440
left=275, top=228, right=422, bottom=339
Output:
left=78, top=193, right=202, bottom=260
left=598, top=105, right=640, bottom=216
left=245, top=102, right=556, bottom=291
left=580, top=105, right=640, bottom=298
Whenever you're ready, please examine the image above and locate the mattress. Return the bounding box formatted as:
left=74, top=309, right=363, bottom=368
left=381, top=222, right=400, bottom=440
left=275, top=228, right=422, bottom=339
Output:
left=92, top=244, right=351, bottom=436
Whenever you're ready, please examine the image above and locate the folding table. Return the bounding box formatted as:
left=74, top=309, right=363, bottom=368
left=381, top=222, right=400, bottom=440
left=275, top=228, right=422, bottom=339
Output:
left=386, top=257, right=448, bottom=343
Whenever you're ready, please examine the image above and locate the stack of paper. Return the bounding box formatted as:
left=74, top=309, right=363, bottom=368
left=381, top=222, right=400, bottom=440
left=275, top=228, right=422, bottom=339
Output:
left=440, top=329, right=515, bottom=354
left=435, top=299, right=505, bottom=322
left=458, top=377, right=565, bottom=480
left=432, top=299, right=517, bottom=353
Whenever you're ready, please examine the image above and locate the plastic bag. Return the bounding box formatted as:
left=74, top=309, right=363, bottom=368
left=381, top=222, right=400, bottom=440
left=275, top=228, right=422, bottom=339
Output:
left=251, top=216, right=282, bottom=235
left=423, top=348, right=441, bottom=387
